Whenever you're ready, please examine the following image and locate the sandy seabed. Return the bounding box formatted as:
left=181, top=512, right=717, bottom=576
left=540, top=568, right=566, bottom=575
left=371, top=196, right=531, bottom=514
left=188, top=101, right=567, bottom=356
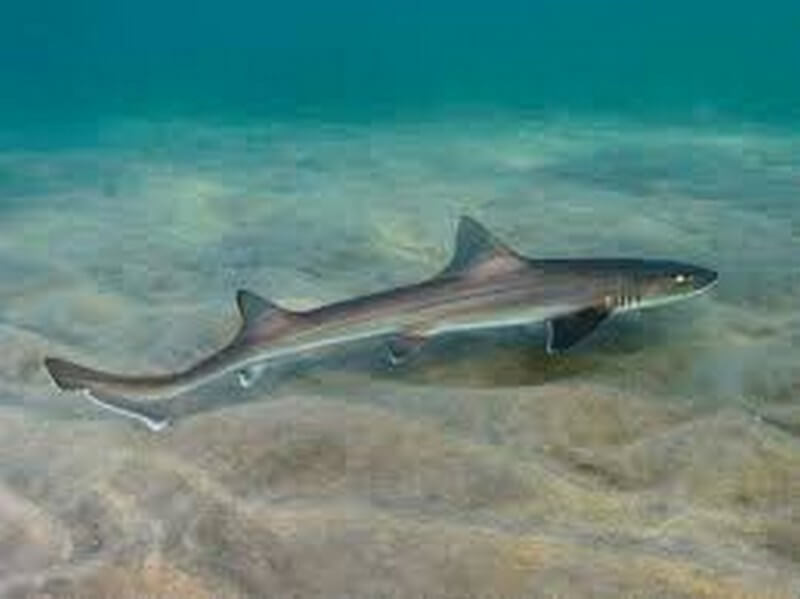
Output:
left=0, top=117, right=798, bottom=598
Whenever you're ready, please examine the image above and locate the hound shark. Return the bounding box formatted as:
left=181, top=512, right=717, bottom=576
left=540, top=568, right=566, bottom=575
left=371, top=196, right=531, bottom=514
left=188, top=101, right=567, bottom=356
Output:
left=44, top=216, right=717, bottom=430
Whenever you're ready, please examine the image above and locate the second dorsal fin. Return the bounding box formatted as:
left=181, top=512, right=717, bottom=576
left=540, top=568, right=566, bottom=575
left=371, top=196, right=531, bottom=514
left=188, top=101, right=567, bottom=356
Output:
left=236, top=289, right=285, bottom=323
left=439, top=216, right=525, bottom=278
left=234, top=289, right=298, bottom=341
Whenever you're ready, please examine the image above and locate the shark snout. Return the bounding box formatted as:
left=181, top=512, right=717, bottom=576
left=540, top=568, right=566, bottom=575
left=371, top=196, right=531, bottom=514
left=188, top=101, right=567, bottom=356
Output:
left=692, top=266, right=718, bottom=292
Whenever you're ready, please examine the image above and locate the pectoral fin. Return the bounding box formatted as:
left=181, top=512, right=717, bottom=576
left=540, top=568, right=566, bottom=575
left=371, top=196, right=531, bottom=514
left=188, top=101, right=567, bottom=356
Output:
left=546, top=307, right=611, bottom=353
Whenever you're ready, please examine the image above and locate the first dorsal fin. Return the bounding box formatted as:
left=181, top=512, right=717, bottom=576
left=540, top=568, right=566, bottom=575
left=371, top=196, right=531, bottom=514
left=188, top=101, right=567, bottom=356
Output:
left=439, top=216, right=525, bottom=278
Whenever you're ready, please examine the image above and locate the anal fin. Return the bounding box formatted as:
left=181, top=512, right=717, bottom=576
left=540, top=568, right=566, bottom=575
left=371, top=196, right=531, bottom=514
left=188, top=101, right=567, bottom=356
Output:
left=237, top=363, right=269, bottom=388
left=546, top=307, right=611, bottom=354
left=387, top=332, right=429, bottom=366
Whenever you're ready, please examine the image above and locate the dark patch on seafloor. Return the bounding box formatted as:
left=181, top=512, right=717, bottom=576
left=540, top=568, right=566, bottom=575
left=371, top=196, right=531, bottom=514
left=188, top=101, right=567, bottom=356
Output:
left=147, top=311, right=675, bottom=428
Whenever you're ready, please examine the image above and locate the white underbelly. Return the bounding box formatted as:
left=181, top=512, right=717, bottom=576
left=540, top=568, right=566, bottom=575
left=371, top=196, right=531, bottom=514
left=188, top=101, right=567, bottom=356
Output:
left=430, top=304, right=571, bottom=335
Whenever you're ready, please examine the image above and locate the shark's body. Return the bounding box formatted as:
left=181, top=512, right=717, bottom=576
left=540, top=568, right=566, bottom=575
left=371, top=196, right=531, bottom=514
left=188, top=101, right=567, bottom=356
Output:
left=45, top=217, right=717, bottom=430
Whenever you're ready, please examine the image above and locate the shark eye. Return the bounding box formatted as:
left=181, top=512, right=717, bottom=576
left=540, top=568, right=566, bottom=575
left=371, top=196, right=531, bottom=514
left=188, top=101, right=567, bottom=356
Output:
left=674, top=273, right=691, bottom=284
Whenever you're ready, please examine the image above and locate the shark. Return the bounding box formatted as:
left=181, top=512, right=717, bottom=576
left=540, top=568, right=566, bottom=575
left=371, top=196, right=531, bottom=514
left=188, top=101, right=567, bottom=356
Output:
left=44, top=216, right=718, bottom=430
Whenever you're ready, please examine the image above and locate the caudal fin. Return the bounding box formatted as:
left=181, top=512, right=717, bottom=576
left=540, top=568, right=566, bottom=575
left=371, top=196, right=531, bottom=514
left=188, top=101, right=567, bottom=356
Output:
left=44, top=357, right=171, bottom=432
left=81, top=390, right=171, bottom=432
left=43, top=357, right=116, bottom=391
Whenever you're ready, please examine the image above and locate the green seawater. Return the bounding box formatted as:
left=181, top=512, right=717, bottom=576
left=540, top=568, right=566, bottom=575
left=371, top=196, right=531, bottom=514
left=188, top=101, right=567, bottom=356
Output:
left=1, top=1, right=799, bottom=127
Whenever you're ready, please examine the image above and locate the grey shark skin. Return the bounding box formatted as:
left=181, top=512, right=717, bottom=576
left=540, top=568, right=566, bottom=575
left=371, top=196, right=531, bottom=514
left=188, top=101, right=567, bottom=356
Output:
left=44, top=217, right=718, bottom=430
